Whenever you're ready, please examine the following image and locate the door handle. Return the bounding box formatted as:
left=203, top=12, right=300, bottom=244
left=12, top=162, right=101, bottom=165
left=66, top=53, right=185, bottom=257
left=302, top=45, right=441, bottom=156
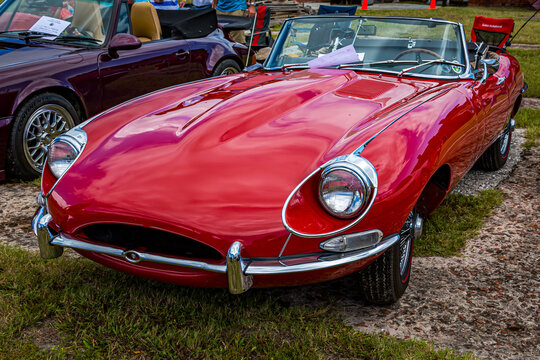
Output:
left=497, top=76, right=506, bottom=85
left=176, top=50, right=189, bottom=60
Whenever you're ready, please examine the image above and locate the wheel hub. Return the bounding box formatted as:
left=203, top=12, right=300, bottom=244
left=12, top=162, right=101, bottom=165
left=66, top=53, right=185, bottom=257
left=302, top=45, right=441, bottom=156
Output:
left=22, top=104, right=75, bottom=173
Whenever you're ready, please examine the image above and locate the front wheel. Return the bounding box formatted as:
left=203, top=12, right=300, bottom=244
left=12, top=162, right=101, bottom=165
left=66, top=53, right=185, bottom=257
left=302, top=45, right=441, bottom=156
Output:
left=359, top=212, right=421, bottom=305
left=212, top=59, right=241, bottom=76
left=7, top=93, right=80, bottom=180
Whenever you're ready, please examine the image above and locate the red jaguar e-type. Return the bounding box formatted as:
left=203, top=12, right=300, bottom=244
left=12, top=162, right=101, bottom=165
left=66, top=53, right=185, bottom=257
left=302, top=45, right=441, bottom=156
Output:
left=33, top=15, right=525, bottom=304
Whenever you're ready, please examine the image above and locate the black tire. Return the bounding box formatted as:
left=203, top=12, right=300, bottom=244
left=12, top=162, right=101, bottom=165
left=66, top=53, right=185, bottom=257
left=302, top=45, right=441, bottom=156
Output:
left=212, top=59, right=242, bottom=77
left=476, top=117, right=513, bottom=171
left=359, top=212, right=418, bottom=305
left=7, top=93, right=81, bottom=180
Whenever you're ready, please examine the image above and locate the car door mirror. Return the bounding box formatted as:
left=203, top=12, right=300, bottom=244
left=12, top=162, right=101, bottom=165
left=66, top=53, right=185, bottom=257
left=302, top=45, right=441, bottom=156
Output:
left=108, top=34, right=142, bottom=59
left=478, top=58, right=498, bottom=84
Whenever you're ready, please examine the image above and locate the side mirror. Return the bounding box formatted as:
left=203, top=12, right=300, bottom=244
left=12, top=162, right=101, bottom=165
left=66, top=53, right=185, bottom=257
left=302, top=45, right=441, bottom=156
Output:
left=108, top=34, right=142, bottom=59
left=479, top=58, right=497, bottom=84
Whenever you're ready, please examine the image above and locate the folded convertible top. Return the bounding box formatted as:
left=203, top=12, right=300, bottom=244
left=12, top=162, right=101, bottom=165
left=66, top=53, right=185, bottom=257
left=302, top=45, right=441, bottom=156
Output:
left=156, top=8, right=217, bottom=39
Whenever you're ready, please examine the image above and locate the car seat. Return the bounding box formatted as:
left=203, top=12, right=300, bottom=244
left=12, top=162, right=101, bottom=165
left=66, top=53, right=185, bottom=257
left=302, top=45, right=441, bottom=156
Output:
left=71, top=0, right=105, bottom=41
left=131, top=2, right=162, bottom=42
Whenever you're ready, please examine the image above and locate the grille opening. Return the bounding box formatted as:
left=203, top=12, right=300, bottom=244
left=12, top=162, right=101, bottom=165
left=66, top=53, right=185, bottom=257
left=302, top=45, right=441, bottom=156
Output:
left=82, top=224, right=222, bottom=260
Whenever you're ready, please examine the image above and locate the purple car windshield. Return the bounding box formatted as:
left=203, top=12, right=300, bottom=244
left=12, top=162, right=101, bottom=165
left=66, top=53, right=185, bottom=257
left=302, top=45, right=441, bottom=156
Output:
left=0, top=0, right=114, bottom=45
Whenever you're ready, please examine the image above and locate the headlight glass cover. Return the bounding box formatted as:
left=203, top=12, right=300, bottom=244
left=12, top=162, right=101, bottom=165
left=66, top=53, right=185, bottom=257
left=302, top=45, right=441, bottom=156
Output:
left=319, top=167, right=367, bottom=219
left=47, top=128, right=87, bottom=179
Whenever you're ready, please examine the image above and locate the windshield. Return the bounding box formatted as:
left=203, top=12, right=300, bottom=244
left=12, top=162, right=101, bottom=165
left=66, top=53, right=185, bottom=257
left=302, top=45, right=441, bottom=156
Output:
left=0, top=0, right=114, bottom=45
left=266, top=16, right=467, bottom=78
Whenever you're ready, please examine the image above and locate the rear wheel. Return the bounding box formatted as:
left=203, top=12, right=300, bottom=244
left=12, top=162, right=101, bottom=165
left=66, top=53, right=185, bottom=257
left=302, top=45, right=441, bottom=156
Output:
left=212, top=59, right=241, bottom=76
left=7, top=93, right=80, bottom=180
left=359, top=212, right=420, bottom=305
left=476, top=117, right=513, bottom=171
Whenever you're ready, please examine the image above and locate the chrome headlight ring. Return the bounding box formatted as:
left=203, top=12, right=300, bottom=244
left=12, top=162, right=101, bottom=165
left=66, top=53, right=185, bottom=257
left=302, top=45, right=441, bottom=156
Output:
left=282, top=154, right=378, bottom=238
left=318, top=159, right=375, bottom=219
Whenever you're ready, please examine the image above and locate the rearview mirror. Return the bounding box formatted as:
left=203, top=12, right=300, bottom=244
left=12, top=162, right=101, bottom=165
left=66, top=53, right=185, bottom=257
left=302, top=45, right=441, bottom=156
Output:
left=108, top=34, right=142, bottom=59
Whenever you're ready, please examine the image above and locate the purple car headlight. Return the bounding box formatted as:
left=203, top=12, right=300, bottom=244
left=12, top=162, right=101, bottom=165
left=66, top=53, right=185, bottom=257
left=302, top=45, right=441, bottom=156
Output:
left=47, top=129, right=87, bottom=179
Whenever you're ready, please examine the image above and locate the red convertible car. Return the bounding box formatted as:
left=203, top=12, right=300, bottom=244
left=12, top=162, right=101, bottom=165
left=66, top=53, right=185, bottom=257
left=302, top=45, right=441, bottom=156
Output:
left=0, top=0, right=247, bottom=180
left=33, top=16, right=524, bottom=304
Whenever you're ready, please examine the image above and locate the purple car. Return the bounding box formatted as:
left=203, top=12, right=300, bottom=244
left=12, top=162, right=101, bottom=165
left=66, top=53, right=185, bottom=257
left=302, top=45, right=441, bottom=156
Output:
left=0, top=0, right=247, bottom=180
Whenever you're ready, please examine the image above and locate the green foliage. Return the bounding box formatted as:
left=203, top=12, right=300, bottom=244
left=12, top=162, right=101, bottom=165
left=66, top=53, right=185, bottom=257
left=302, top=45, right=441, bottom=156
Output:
left=416, top=189, right=503, bottom=257
left=515, top=107, right=540, bottom=148
left=509, top=49, right=540, bottom=98
left=359, top=6, right=540, bottom=45
left=0, top=245, right=476, bottom=359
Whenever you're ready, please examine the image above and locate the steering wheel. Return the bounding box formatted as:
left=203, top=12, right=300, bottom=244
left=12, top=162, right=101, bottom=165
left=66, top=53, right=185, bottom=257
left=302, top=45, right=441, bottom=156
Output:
left=394, top=48, right=443, bottom=62
left=68, top=26, right=92, bottom=38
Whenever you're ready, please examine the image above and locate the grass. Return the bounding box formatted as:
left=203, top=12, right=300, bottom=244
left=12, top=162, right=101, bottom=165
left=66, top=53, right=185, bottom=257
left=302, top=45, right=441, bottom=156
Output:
left=358, top=6, right=540, bottom=45
left=0, top=244, right=475, bottom=359
left=509, top=49, right=540, bottom=98
left=416, top=189, right=503, bottom=257
left=515, top=107, right=540, bottom=148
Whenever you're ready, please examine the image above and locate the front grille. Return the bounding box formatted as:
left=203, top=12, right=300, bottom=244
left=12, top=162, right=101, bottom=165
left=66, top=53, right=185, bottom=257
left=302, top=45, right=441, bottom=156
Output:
left=82, top=224, right=222, bottom=260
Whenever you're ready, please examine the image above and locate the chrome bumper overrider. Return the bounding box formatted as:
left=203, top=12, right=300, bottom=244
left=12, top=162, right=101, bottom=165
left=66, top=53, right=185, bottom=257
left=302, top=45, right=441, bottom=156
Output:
left=33, top=206, right=399, bottom=294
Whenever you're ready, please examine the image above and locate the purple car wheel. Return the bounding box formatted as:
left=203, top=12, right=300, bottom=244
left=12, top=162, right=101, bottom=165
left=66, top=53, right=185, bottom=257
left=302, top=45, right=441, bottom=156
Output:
left=8, top=93, right=80, bottom=180
left=212, top=59, right=242, bottom=76
left=359, top=211, right=421, bottom=305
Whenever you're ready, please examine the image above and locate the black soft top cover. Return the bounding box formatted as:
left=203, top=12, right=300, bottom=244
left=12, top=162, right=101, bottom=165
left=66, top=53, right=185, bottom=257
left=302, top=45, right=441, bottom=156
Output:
left=156, top=8, right=217, bottom=39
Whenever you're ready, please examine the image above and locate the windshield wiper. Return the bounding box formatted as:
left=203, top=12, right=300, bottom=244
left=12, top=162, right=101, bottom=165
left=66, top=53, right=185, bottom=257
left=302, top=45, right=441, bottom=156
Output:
left=398, top=59, right=466, bottom=77
left=54, top=35, right=101, bottom=44
left=14, top=31, right=51, bottom=44
left=338, top=60, right=418, bottom=69
left=281, top=63, right=309, bottom=71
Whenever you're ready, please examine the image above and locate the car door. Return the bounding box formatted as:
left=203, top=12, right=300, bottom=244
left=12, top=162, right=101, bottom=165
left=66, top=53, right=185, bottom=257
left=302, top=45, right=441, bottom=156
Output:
left=471, top=57, right=511, bottom=151
left=98, top=0, right=192, bottom=111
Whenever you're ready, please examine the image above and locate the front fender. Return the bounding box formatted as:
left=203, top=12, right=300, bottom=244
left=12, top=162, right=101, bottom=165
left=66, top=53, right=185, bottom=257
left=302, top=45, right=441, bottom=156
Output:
left=12, top=78, right=87, bottom=117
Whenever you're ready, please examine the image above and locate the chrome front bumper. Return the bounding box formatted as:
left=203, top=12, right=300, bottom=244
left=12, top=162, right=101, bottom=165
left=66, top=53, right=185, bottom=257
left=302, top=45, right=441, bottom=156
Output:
left=33, top=206, right=399, bottom=294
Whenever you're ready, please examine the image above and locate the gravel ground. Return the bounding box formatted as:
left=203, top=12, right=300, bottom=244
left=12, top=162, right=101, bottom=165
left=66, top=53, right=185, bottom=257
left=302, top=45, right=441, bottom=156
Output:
left=0, top=131, right=538, bottom=359
left=522, top=98, right=540, bottom=110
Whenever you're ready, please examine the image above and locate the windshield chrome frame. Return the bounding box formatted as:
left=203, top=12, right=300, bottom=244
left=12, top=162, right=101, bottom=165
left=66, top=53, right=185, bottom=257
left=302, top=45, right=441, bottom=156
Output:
left=263, top=15, right=473, bottom=80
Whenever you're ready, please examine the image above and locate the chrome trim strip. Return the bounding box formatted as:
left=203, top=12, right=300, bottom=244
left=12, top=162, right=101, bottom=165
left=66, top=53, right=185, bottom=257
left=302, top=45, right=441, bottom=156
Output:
left=33, top=205, right=397, bottom=277
left=47, top=233, right=398, bottom=275
left=245, top=234, right=399, bottom=275
left=458, top=23, right=473, bottom=80
left=353, top=86, right=455, bottom=155
left=278, top=233, right=293, bottom=258
left=50, top=236, right=227, bottom=273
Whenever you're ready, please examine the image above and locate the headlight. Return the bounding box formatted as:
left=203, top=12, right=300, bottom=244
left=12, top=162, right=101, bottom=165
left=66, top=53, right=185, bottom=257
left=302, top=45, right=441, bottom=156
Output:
left=47, top=128, right=87, bottom=179
left=319, top=167, right=368, bottom=219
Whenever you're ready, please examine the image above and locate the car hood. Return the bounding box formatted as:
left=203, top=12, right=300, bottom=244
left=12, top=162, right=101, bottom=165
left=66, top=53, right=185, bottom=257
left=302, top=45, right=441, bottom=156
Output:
left=0, top=37, right=76, bottom=69
left=51, top=69, right=441, bottom=253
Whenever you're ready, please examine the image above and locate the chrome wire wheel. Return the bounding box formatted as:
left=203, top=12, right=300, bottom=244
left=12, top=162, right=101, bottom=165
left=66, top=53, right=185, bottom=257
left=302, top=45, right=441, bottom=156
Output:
left=220, top=66, right=240, bottom=75
left=23, top=104, right=75, bottom=173
left=399, top=212, right=415, bottom=280
left=500, top=127, right=510, bottom=156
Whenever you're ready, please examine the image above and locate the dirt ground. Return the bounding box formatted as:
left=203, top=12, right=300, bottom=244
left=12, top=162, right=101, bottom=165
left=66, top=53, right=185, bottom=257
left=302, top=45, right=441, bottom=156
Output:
left=0, top=132, right=538, bottom=359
